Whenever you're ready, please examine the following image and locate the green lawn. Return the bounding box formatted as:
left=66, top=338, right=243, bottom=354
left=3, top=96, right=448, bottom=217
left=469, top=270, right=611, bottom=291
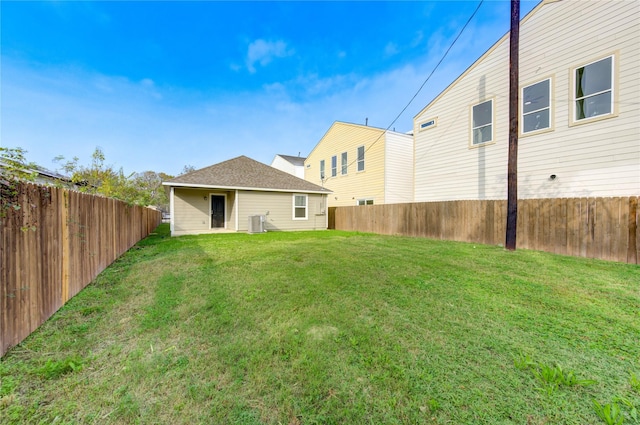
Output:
left=1, top=224, right=638, bottom=424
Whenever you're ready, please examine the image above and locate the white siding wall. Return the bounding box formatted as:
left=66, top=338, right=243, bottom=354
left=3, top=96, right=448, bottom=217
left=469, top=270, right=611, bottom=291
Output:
left=414, top=0, right=640, bottom=201
left=293, top=166, right=305, bottom=179
left=384, top=132, right=414, bottom=203
left=271, top=156, right=305, bottom=178
left=237, top=191, right=328, bottom=231
left=270, top=156, right=296, bottom=175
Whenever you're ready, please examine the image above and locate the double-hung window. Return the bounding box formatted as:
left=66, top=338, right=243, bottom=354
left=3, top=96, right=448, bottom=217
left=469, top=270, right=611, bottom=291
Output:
left=357, top=146, right=365, bottom=172
left=471, top=99, right=493, bottom=145
left=320, top=160, right=325, bottom=180
left=341, top=152, right=347, bottom=175
left=331, top=155, right=337, bottom=177
left=522, top=78, right=551, bottom=134
left=293, top=194, right=307, bottom=220
left=574, top=55, right=614, bottom=122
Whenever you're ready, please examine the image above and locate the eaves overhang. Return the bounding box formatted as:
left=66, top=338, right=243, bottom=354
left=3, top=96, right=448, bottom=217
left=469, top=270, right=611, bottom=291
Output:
left=162, top=181, right=332, bottom=195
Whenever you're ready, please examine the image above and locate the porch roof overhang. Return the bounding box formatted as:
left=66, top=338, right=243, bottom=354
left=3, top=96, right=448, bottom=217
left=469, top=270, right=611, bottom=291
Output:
left=162, top=181, right=331, bottom=195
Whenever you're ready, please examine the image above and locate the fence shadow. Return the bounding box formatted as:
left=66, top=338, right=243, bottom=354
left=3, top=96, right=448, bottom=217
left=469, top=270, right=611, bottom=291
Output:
left=1, top=182, right=162, bottom=356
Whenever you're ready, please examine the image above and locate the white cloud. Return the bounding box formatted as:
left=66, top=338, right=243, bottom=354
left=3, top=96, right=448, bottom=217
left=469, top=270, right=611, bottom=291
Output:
left=1, top=16, right=505, bottom=177
left=411, top=30, right=424, bottom=48
left=245, top=39, right=294, bottom=74
left=384, top=42, right=399, bottom=57
left=139, top=78, right=162, bottom=99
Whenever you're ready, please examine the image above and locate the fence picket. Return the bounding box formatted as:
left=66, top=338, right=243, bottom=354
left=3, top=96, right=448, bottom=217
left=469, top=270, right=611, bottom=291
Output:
left=1, top=182, right=161, bottom=357
left=331, top=197, right=639, bottom=264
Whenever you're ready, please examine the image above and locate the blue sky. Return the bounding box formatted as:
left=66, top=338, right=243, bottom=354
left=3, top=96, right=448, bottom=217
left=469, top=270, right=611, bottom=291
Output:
left=1, top=0, right=539, bottom=177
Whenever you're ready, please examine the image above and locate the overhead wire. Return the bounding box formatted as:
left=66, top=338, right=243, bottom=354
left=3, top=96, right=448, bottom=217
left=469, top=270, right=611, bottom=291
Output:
left=322, top=0, right=485, bottom=187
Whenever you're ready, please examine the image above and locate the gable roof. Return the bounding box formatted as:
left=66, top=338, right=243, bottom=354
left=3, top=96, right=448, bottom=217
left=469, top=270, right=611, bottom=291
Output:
left=163, top=155, right=331, bottom=194
left=305, top=121, right=384, bottom=160
left=305, top=120, right=412, bottom=160
left=414, top=0, right=549, bottom=119
left=274, top=154, right=306, bottom=166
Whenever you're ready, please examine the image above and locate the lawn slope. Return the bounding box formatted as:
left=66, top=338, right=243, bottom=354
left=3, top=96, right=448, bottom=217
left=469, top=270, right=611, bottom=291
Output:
left=1, top=224, right=638, bottom=424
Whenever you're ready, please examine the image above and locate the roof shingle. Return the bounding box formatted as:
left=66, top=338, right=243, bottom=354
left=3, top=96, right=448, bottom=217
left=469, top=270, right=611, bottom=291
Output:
left=164, top=156, right=330, bottom=193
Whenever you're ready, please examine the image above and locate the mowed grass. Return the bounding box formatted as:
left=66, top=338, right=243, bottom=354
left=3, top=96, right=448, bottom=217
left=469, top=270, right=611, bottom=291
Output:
left=1, top=224, right=638, bottom=424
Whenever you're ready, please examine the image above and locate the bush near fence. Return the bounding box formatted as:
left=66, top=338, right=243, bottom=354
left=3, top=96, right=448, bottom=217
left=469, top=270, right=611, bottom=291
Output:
left=330, top=197, right=639, bottom=264
left=1, top=182, right=162, bottom=357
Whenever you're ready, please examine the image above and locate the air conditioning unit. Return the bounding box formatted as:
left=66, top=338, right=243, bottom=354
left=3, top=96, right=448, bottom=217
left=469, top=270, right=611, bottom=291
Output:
left=248, top=215, right=265, bottom=234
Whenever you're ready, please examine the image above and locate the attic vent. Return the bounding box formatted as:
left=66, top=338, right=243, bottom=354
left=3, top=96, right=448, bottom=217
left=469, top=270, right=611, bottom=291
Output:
left=248, top=215, right=266, bottom=234
left=419, top=118, right=437, bottom=131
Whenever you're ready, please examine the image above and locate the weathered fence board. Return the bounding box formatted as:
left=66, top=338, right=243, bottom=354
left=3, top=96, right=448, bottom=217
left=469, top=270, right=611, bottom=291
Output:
left=1, top=182, right=162, bottom=357
left=331, top=197, right=639, bottom=264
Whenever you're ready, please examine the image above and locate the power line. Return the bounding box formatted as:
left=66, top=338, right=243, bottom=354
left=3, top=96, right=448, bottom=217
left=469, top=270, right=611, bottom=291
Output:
left=323, top=0, right=485, bottom=183
left=384, top=0, right=485, bottom=135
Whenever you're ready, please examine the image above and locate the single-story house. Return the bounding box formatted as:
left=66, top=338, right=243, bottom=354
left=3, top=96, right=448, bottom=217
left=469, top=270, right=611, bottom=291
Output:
left=162, top=156, right=332, bottom=236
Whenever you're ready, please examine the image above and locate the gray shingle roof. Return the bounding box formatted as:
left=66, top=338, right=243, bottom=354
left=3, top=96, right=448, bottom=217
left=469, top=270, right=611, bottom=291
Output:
left=164, top=156, right=330, bottom=193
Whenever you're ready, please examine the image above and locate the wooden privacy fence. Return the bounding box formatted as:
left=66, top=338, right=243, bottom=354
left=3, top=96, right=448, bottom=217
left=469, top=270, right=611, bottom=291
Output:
left=331, top=197, right=639, bottom=264
left=1, top=182, right=162, bottom=356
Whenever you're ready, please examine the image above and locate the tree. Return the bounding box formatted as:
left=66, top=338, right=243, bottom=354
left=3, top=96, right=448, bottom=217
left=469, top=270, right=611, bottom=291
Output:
left=54, top=147, right=130, bottom=197
left=0, top=147, right=37, bottom=216
left=181, top=165, right=196, bottom=175
left=54, top=147, right=173, bottom=209
left=130, top=171, right=173, bottom=211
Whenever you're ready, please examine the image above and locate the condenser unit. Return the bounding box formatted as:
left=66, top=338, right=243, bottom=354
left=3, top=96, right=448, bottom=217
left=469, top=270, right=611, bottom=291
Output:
left=248, top=215, right=265, bottom=234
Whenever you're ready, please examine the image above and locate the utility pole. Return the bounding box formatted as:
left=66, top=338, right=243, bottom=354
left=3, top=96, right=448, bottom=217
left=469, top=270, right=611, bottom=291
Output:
left=506, top=0, right=520, bottom=251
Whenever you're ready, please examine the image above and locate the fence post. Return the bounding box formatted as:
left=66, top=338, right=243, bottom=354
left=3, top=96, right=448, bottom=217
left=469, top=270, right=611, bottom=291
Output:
left=628, top=197, right=638, bottom=264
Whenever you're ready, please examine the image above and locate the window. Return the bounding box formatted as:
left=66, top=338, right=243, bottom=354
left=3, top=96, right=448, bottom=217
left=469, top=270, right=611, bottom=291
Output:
left=471, top=99, right=493, bottom=145
left=522, top=79, right=551, bottom=134
left=418, top=118, right=437, bottom=132
left=320, top=160, right=325, bottom=180
left=574, top=55, right=613, bottom=121
left=331, top=155, right=337, bottom=177
left=341, top=152, right=347, bottom=175
left=357, top=199, right=373, bottom=206
left=357, top=146, right=365, bottom=172
left=293, top=194, right=307, bottom=220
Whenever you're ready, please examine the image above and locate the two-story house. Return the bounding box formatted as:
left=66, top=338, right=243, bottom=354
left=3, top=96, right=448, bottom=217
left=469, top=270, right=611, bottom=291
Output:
left=413, top=0, right=639, bottom=202
left=304, top=121, right=413, bottom=207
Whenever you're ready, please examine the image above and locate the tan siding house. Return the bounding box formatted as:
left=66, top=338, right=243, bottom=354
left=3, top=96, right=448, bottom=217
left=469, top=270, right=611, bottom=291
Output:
left=304, top=121, right=414, bottom=207
left=163, top=156, right=331, bottom=236
left=414, top=0, right=639, bottom=202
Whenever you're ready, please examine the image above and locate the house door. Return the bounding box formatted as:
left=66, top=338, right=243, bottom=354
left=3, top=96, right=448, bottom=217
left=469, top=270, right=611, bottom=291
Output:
left=211, top=195, right=225, bottom=228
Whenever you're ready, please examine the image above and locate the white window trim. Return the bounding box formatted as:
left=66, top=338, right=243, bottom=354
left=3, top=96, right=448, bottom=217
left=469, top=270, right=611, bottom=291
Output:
left=520, top=77, right=553, bottom=136
left=320, top=159, right=325, bottom=180
left=357, top=145, right=365, bottom=172
left=469, top=98, right=495, bottom=147
left=331, top=155, right=337, bottom=177
left=341, top=152, right=348, bottom=175
left=570, top=53, right=617, bottom=126
left=357, top=198, right=374, bottom=206
left=292, top=193, right=308, bottom=220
